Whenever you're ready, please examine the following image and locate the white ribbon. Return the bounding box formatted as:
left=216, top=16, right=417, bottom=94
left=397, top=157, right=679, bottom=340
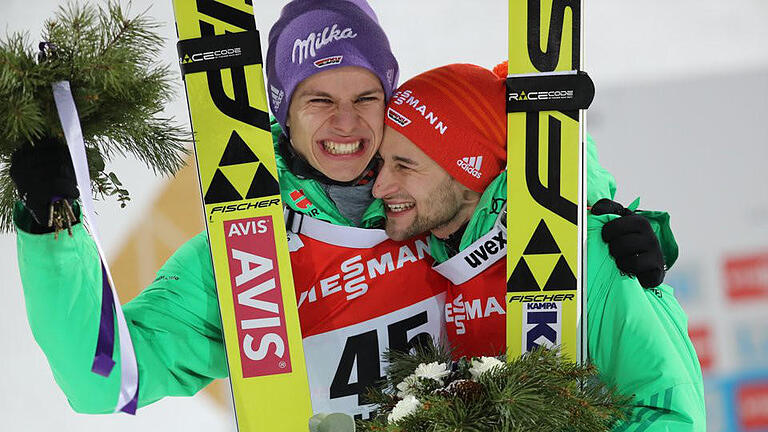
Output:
left=52, top=81, right=139, bottom=414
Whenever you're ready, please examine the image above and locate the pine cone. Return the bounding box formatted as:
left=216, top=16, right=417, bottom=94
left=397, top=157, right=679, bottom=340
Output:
left=431, top=386, right=452, bottom=398
left=437, top=379, right=484, bottom=402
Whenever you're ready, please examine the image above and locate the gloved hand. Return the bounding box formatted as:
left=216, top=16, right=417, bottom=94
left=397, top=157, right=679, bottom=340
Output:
left=10, top=140, right=79, bottom=233
left=591, top=198, right=665, bottom=288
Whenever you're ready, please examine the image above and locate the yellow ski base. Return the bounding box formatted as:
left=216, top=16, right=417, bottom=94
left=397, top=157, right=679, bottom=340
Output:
left=172, top=1, right=312, bottom=430
left=506, top=0, right=586, bottom=363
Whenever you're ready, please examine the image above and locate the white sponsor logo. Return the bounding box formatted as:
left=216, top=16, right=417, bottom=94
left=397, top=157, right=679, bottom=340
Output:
left=462, top=226, right=504, bottom=268
left=292, top=24, right=357, bottom=65
left=286, top=231, right=304, bottom=252
left=457, top=156, right=483, bottom=179
left=391, top=89, right=448, bottom=135
left=228, top=220, right=268, bottom=237
left=445, top=294, right=505, bottom=336
left=386, top=107, right=411, bottom=127
left=231, top=249, right=285, bottom=362
left=181, top=47, right=242, bottom=64
left=270, top=84, right=285, bottom=112
left=445, top=294, right=466, bottom=334
left=297, top=240, right=432, bottom=307
left=509, top=89, right=574, bottom=101
left=386, top=68, right=395, bottom=86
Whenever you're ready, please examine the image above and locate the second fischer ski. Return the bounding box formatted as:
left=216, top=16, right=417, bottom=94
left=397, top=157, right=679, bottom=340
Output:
left=505, top=0, right=594, bottom=362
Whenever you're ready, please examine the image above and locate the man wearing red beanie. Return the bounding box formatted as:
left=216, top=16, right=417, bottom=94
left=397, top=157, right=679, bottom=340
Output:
left=373, top=63, right=510, bottom=356
left=373, top=63, right=706, bottom=431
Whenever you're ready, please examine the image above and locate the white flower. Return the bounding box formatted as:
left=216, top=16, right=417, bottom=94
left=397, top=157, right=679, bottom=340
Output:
left=396, top=373, right=419, bottom=398
left=387, top=395, right=421, bottom=424
left=413, top=361, right=451, bottom=385
left=469, top=356, right=504, bottom=379
left=396, top=362, right=451, bottom=398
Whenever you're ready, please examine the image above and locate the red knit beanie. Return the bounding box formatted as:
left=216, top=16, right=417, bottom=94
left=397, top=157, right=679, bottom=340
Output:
left=384, top=63, right=507, bottom=193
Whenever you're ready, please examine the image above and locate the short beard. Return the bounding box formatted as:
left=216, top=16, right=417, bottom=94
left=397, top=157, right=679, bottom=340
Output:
left=385, top=177, right=463, bottom=241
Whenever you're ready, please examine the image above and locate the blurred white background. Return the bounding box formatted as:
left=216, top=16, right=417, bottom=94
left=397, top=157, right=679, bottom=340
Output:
left=1, top=0, right=767, bottom=430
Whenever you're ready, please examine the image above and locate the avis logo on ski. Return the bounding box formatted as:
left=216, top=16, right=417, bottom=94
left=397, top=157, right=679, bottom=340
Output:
left=226, top=217, right=291, bottom=377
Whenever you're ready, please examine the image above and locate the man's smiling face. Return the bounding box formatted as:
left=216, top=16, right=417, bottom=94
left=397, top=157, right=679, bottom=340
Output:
left=286, top=66, right=385, bottom=182
left=372, top=126, right=469, bottom=241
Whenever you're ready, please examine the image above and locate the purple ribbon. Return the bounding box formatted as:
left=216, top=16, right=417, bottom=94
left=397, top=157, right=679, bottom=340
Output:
left=91, top=263, right=139, bottom=415
left=53, top=80, right=139, bottom=414
left=121, top=380, right=139, bottom=415
left=91, top=264, right=116, bottom=377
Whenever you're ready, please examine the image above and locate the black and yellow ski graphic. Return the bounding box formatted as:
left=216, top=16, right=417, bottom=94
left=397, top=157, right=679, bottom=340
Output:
left=506, top=0, right=593, bottom=362
left=172, top=0, right=312, bottom=430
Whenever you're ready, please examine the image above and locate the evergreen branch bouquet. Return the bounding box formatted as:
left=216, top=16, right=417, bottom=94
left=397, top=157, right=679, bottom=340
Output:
left=0, top=1, right=189, bottom=231
left=358, top=341, right=631, bottom=432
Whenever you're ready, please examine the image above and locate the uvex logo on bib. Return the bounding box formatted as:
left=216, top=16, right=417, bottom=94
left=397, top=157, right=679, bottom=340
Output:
left=464, top=228, right=505, bottom=268
left=225, top=217, right=292, bottom=378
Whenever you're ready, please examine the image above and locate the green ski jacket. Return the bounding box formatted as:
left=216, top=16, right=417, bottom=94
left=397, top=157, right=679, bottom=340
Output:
left=15, top=127, right=704, bottom=430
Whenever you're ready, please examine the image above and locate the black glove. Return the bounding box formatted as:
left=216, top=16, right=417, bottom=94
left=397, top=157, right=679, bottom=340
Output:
left=10, top=140, right=79, bottom=233
left=591, top=198, right=665, bottom=288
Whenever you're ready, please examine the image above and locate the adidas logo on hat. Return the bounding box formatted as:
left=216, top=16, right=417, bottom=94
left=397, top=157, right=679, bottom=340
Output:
left=457, top=156, right=483, bottom=179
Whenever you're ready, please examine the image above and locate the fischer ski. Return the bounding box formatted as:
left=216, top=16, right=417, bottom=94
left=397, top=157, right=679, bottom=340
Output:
left=171, top=1, right=312, bottom=430
left=505, top=0, right=594, bottom=362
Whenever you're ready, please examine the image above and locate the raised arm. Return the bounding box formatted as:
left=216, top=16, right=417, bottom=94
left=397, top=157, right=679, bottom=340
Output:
left=16, top=205, right=226, bottom=413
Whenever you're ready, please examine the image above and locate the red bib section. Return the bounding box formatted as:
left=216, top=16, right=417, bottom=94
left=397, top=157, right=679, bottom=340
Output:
left=432, top=219, right=508, bottom=359
left=445, top=259, right=506, bottom=358
left=286, top=215, right=450, bottom=418
left=293, top=233, right=446, bottom=336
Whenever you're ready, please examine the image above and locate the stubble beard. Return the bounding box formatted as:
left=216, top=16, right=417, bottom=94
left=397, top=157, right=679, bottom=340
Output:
left=385, top=177, right=463, bottom=241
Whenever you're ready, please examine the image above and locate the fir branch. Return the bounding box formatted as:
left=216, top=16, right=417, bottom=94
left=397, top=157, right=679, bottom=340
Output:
left=0, top=1, right=189, bottom=231
left=0, top=160, right=17, bottom=230
left=360, top=343, right=632, bottom=432
left=0, top=34, right=48, bottom=145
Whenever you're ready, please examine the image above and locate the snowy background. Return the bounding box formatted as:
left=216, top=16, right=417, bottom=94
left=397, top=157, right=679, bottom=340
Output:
left=1, top=0, right=767, bottom=431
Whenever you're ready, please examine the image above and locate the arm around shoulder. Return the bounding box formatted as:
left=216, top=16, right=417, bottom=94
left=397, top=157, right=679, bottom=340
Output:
left=586, top=215, right=706, bottom=431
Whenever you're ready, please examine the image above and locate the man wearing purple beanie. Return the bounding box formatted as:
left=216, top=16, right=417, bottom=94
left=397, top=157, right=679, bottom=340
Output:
left=10, top=0, right=450, bottom=422
left=266, top=0, right=398, bottom=194
left=264, top=0, right=451, bottom=419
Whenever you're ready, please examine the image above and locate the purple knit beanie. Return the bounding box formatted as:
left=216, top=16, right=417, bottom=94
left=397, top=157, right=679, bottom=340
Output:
left=266, top=0, right=399, bottom=133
